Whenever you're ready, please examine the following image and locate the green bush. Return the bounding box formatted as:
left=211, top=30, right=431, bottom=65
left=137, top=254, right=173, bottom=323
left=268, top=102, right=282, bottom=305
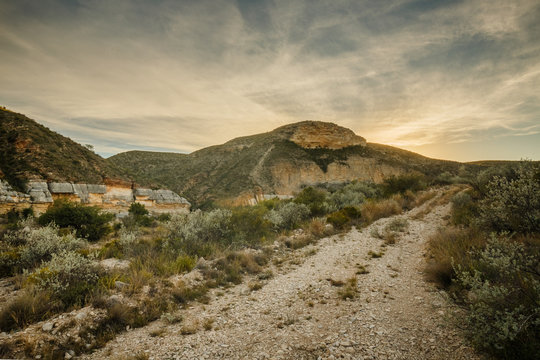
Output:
left=229, top=204, right=272, bottom=244
left=327, top=181, right=379, bottom=211
left=166, top=209, right=232, bottom=256
left=126, top=203, right=153, bottom=227
left=456, top=235, right=539, bottom=359
left=451, top=191, right=479, bottom=226
left=294, top=187, right=328, bottom=216
left=129, top=202, right=148, bottom=217
left=264, top=202, right=310, bottom=231
left=381, top=174, right=426, bottom=196
left=477, top=161, right=540, bottom=234
left=38, top=199, right=114, bottom=242
left=326, top=206, right=361, bottom=230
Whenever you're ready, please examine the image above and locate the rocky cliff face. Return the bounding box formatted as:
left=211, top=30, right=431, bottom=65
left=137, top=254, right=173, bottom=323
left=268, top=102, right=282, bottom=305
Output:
left=286, top=121, right=366, bottom=149
left=268, top=155, right=403, bottom=195
left=0, top=179, right=190, bottom=215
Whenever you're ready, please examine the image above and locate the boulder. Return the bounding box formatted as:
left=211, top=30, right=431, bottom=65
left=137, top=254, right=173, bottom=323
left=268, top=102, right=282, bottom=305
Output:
left=48, top=182, right=74, bottom=194
left=86, top=184, right=106, bottom=194
left=72, top=184, right=89, bottom=202
left=150, top=189, right=190, bottom=205
left=134, top=188, right=153, bottom=197
left=27, top=182, right=53, bottom=203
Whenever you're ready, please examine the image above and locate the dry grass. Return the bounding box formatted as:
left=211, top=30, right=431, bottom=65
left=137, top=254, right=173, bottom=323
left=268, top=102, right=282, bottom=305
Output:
left=368, top=250, right=384, bottom=258
left=248, top=281, right=263, bottom=291
left=171, top=283, right=209, bottom=305
left=149, top=327, right=167, bottom=337
left=425, top=227, right=486, bottom=289
left=284, top=234, right=315, bottom=249
left=180, top=319, right=199, bottom=335
left=0, top=290, right=61, bottom=331
left=361, top=198, right=402, bottom=224
left=307, top=217, right=327, bottom=238
left=338, top=277, right=358, bottom=300
left=203, top=317, right=215, bottom=331
left=327, top=278, right=345, bottom=287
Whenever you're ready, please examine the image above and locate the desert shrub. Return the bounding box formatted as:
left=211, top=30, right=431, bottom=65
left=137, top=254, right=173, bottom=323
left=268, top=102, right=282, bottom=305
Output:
left=451, top=191, right=479, bottom=226
left=6, top=208, right=21, bottom=227
left=156, top=213, right=171, bottom=222
left=125, top=203, right=153, bottom=227
left=2, top=224, right=86, bottom=274
left=38, top=199, right=114, bottom=242
left=425, top=227, right=486, bottom=289
left=129, top=202, right=148, bottom=217
left=326, top=206, right=361, bottom=230
left=264, top=202, right=310, bottom=231
left=166, top=209, right=232, bottom=256
left=456, top=235, right=540, bottom=359
left=5, top=208, right=34, bottom=229
left=307, top=217, right=327, bottom=238
left=294, top=187, right=328, bottom=216
left=0, top=289, right=62, bottom=331
left=470, top=165, right=518, bottom=197
left=173, top=254, right=196, bottom=273
left=284, top=234, right=315, bottom=249
left=385, top=217, right=408, bottom=233
left=338, top=276, right=358, bottom=300
left=229, top=204, right=272, bottom=244
left=204, top=251, right=267, bottom=287
left=476, top=161, right=540, bottom=234
left=434, top=171, right=463, bottom=185
left=326, top=181, right=379, bottom=212
left=118, top=226, right=139, bottom=246
left=381, top=174, right=426, bottom=196
left=25, top=250, right=100, bottom=306
left=171, top=284, right=209, bottom=304
left=361, top=198, right=402, bottom=224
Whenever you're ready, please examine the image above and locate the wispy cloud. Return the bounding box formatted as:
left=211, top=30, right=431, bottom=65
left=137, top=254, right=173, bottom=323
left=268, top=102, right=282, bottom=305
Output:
left=0, top=0, right=538, bottom=161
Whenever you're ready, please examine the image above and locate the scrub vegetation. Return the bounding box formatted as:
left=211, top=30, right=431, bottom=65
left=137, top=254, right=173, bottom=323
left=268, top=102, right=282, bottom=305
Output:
left=425, top=160, right=539, bottom=359
left=0, top=174, right=436, bottom=358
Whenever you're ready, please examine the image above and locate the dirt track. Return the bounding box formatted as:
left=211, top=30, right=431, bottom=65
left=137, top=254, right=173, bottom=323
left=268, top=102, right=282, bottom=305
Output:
left=84, top=194, right=481, bottom=360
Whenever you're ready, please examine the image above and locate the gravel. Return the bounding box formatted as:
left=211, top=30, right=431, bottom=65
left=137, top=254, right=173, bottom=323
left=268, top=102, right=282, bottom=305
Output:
left=82, top=194, right=481, bottom=360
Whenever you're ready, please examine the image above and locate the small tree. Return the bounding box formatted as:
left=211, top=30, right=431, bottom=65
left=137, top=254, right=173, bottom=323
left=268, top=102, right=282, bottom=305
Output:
left=477, top=161, right=540, bottom=234
left=38, top=199, right=113, bottom=242
left=294, top=187, right=328, bottom=216
left=129, top=202, right=149, bottom=217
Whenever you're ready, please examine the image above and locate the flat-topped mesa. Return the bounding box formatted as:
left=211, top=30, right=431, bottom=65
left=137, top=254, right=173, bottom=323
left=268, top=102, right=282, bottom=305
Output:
left=279, top=121, right=366, bottom=149
left=0, top=179, right=190, bottom=215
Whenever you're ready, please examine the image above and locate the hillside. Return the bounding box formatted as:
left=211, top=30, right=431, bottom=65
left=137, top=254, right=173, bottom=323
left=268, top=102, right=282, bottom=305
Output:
left=0, top=108, right=127, bottom=190
left=109, top=121, right=470, bottom=206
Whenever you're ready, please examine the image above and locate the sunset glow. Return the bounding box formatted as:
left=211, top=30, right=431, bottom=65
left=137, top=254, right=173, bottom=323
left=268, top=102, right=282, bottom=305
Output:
left=1, top=0, right=539, bottom=161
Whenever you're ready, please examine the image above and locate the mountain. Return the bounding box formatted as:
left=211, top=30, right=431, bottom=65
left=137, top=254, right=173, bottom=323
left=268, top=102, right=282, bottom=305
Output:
left=0, top=108, right=127, bottom=191
left=109, top=121, right=469, bottom=207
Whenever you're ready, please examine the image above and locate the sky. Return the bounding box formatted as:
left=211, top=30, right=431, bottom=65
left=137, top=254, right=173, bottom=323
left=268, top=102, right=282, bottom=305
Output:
left=0, top=0, right=539, bottom=162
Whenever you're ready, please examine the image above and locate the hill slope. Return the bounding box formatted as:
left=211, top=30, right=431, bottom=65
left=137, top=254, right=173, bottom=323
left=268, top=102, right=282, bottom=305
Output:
left=109, top=121, right=467, bottom=206
left=0, top=108, right=127, bottom=190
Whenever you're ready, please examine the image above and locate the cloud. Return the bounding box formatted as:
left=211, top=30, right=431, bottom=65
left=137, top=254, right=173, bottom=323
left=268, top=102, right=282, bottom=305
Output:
left=0, top=0, right=539, bottom=161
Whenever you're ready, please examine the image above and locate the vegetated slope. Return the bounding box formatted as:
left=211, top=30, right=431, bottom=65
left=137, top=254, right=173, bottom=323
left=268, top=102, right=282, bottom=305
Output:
left=109, top=121, right=473, bottom=206
left=0, top=108, right=127, bottom=191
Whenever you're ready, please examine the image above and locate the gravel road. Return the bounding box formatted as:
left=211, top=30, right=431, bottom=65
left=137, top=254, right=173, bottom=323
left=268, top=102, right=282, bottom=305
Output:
left=84, top=194, right=481, bottom=360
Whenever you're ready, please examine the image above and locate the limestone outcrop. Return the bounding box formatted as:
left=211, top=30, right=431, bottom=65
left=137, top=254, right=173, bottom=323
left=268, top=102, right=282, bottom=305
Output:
left=286, top=121, right=367, bottom=149
left=0, top=179, right=190, bottom=215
